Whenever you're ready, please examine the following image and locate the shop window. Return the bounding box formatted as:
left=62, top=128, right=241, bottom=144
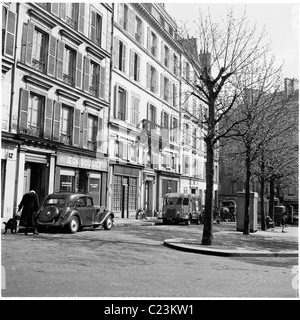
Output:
left=113, top=175, right=122, bottom=211
left=128, top=178, right=137, bottom=210
left=60, top=175, right=74, bottom=192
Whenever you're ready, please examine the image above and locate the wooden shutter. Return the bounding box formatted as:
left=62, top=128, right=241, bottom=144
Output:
left=75, top=52, right=83, bottom=89
left=19, top=88, right=29, bottom=133
left=129, top=50, right=134, bottom=78
left=25, top=22, right=34, bottom=66
left=51, top=3, right=59, bottom=16
left=137, top=54, right=140, bottom=82
left=113, top=37, right=119, bottom=68
left=60, top=3, right=66, bottom=21
left=147, top=27, right=151, bottom=51
left=83, top=56, right=90, bottom=92
left=73, top=108, right=81, bottom=147
left=53, top=101, right=61, bottom=141
left=90, top=10, right=96, bottom=43
left=97, top=117, right=103, bottom=152
left=47, top=36, right=57, bottom=77
left=4, top=10, right=16, bottom=57
left=82, top=112, right=88, bottom=148
left=44, top=98, right=53, bottom=139
left=117, top=3, right=124, bottom=27
left=128, top=9, right=135, bottom=36
left=122, top=43, right=126, bottom=73
left=160, top=74, right=164, bottom=99
left=78, top=3, right=85, bottom=34
left=146, top=63, right=150, bottom=89
left=99, top=66, right=105, bottom=99
left=56, top=40, right=65, bottom=81
left=161, top=41, right=164, bottom=65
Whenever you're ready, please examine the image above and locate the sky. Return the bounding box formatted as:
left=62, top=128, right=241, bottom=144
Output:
left=165, top=1, right=299, bottom=79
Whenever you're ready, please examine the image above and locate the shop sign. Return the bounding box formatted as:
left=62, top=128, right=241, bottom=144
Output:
left=57, top=153, right=108, bottom=171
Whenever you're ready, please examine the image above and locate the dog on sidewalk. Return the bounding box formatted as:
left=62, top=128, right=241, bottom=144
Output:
left=3, top=217, right=19, bottom=234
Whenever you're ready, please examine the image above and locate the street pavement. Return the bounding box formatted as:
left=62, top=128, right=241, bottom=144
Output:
left=113, top=217, right=299, bottom=257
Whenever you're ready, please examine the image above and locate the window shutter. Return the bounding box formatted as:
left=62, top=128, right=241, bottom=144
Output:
left=117, top=3, right=124, bottom=27
left=137, top=54, right=140, bottom=82
left=99, top=66, right=105, bottom=99
left=4, top=10, right=16, bottom=57
left=47, top=36, right=57, bottom=77
left=96, top=117, right=103, bottom=152
left=146, top=63, right=150, bottom=89
left=25, top=22, right=34, bottom=66
left=60, top=3, right=66, bottom=21
left=160, top=74, right=164, bottom=99
left=113, top=85, right=118, bottom=118
left=113, top=37, right=119, bottom=68
left=75, top=52, right=83, bottom=89
left=73, top=108, right=81, bottom=147
left=147, top=27, right=150, bottom=51
left=122, top=43, right=126, bottom=73
left=90, top=10, right=96, bottom=43
left=82, top=112, right=88, bottom=148
left=51, top=3, right=59, bottom=16
left=53, top=101, right=61, bottom=141
left=128, top=9, right=135, bottom=36
left=83, top=56, right=90, bottom=92
left=161, top=41, right=164, bottom=65
left=19, top=88, right=29, bottom=133
left=129, top=50, right=134, bottom=78
left=78, top=3, right=85, bottom=34
left=56, top=40, right=65, bottom=81
left=44, top=98, right=53, bottom=139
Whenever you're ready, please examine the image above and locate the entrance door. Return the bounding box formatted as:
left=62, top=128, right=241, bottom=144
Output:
left=145, top=180, right=153, bottom=216
left=122, top=177, right=129, bottom=218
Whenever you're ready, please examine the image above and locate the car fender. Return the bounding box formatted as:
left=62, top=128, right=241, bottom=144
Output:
left=61, top=209, right=81, bottom=227
left=97, top=209, right=114, bottom=224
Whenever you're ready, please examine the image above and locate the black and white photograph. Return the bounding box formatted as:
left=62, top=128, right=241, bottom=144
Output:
left=1, top=1, right=299, bottom=304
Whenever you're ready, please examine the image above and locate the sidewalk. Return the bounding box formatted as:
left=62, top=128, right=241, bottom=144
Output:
left=113, top=218, right=298, bottom=257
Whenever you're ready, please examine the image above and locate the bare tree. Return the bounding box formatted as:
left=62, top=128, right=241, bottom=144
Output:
left=177, top=8, right=270, bottom=244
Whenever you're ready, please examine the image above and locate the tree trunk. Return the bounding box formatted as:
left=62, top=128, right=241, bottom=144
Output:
left=202, top=137, right=214, bottom=245
left=243, top=150, right=251, bottom=235
left=269, top=178, right=275, bottom=220
left=260, top=177, right=266, bottom=231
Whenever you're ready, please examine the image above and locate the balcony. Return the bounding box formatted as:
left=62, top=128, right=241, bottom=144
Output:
left=63, top=73, right=73, bottom=86
left=32, top=58, right=45, bottom=73
left=87, top=140, right=96, bottom=151
left=60, top=134, right=71, bottom=145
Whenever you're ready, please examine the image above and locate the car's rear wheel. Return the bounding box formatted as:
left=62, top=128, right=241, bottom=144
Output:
left=103, top=215, right=113, bottom=230
left=68, top=216, right=80, bottom=233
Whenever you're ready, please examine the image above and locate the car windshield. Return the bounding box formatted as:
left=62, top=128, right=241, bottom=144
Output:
left=165, top=198, right=182, bottom=205
left=45, top=198, right=66, bottom=205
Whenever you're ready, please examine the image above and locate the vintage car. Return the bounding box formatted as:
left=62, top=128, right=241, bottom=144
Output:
left=161, top=193, right=202, bottom=225
left=36, top=192, right=114, bottom=233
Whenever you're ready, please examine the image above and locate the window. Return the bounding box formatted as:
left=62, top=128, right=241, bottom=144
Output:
left=173, top=54, right=179, bottom=75
left=115, top=85, right=127, bottom=121
left=32, top=28, right=47, bottom=72
left=135, top=16, right=142, bottom=43
left=63, top=47, right=75, bottom=85
left=147, top=104, right=156, bottom=129
left=123, top=4, right=129, bottom=30
left=128, top=178, right=137, bottom=210
left=87, top=114, right=98, bottom=151
left=90, top=9, right=102, bottom=46
left=146, top=63, right=158, bottom=93
left=131, top=94, right=140, bottom=126
left=129, top=50, right=140, bottom=82
left=28, top=93, right=43, bottom=137
left=65, top=3, right=77, bottom=28
left=89, top=60, right=99, bottom=97
left=148, top=30, right=157, bottom=57
left=183, top=155, right=190, bottom=175
left=60, top=105, right=72, bottom=145
left=114, top=38, right=127, bottom=72
left=170, top=117, right=178, bottom=142
left=172, top=83, right=177, bottom=107
left=163, top=45, right=169, bottom=68
left=161, top=76, right=170, bottom=102
left=113, top=175, right=122, bottom=211
left=184, top=123, right=191, bottom=145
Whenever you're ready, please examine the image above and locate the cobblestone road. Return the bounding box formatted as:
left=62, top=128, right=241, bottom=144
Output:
left=1, top=224, right=298, bottom=298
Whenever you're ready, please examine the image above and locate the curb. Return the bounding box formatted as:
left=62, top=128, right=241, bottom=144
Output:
left=163, top=239, right=299, bottom=257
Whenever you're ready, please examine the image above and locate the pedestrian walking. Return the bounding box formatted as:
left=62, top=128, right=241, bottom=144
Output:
left=18, top=190, right=40, bottom=235
left=281, top=212, right=288, bottom=233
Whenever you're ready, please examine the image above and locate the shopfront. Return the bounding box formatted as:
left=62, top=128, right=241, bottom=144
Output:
left=110, top=164, right=141, bottom=219
left=55, top=153, right=108, bottom=206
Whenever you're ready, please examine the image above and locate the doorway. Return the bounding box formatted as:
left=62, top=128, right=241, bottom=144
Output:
left=121, top=177, right=129, bottom=218
left=24, top=162, right=48, bottom=205
left=144, top=180, right=153, bottom=216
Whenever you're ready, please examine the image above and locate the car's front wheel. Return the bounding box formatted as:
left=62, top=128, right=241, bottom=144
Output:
left=68, top=216, right=80, bottom=233
left=103, top=215, right=113, bottom=230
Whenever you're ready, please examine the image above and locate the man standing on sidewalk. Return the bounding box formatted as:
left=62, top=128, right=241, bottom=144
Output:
left=281, top=212, right=288, bottom=233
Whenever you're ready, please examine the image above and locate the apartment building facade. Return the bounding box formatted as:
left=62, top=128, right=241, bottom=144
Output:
left=2, top=3, right=218, bottom=221
left=1, top=2, right=113, bottom=219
